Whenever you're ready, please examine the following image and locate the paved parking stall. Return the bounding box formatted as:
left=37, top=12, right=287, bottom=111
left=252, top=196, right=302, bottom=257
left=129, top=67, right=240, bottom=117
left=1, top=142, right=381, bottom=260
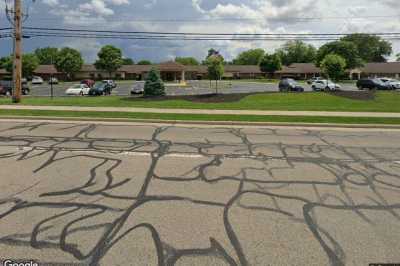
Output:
left=27, top=80, right=359, bottom=97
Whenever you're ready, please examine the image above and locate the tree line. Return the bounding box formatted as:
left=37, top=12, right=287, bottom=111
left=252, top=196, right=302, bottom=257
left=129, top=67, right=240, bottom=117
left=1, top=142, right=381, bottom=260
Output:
left=230, top=34, right=395, bottom=80
left=0, top=46, right=149, bottom=79
left=0, top=33, right=397, bottom=81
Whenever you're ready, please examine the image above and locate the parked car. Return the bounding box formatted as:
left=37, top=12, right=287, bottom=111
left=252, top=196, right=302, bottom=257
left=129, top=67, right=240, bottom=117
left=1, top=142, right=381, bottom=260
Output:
left=65, top=84, right=90, bottom=96
left=278, top=78, right=304, bottom=92
left=103, top=80, right=117, bottom=89
left=311, top=79, right=341, bottom=91
left=81, top=79, right=95, bottom=88
left=89, top=82, right=112, bottom=96
left=48, top=77, right=59, bottom=84
left=0, top=79, right=30, bottom=96
left=31, top=76, right=44, bottom=85
left=307, top=77, right=323, bottom=85
left=131, top=82, right=144, bottom=95
left=379, top=78, right=400, bottom=90
left=356, top=78, right=392, bottom=90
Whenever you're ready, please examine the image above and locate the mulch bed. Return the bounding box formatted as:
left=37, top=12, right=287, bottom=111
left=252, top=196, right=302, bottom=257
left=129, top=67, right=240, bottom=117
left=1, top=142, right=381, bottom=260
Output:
left=124, top=93, right=254, bottom=103
left=123, top=90, right=376, bottom=103
left=328, top=90, right=376, bottom=101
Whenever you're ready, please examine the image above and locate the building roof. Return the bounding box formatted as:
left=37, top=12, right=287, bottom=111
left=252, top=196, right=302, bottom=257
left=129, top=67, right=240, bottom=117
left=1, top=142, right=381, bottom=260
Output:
left=31, top=63, right=265, bottom=75
left=157, top=61, right=185, bottom=71
left=361, top=62, right=400, bottom=74
left=276, top=63, right=321, bottom=74
left=184, top=65, right=207, bottom=73
left=34, top=65, right=59, bottom=74
left=80, top=65, right=98, bottom=72
left=119, top=65, right=152, bottom=74
left=224, top=65, right=263, bottom=74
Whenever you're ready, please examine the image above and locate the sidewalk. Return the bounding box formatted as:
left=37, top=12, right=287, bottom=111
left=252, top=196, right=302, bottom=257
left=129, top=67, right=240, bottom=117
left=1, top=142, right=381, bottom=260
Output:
left=2, top=105, right=400, bottom=118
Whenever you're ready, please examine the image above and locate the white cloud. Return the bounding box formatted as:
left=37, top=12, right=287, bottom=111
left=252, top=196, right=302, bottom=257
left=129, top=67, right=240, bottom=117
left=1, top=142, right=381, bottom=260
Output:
left=2, top=0, right=400, bottom=62
left=42, top=0, right=59, bottom=7
left=106, top=0, right=129, bottom=5
left=79, top=0, right=114, bottom=16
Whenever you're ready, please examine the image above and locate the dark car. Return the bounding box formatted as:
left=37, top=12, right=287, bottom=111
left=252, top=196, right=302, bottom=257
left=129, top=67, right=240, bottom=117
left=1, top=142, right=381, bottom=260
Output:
left=81, top=79, right=95, bottom=88
left=278, top=78, right=304, bottom=92
left=103, top=80, right=117, bottom=89
left=88, top=82, right=112, bottom=96
left=356, top=78, right=392, bottom=90
left=0, top=80, right=30, bottom=96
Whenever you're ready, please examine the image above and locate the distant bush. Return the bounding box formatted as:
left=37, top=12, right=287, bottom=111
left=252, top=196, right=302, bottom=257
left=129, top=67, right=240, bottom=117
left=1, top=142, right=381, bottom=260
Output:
left=144, top=68, right=165, bottom=97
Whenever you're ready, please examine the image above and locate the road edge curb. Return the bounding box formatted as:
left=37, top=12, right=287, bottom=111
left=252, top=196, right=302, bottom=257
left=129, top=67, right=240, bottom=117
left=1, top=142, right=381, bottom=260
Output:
left=1, top=115, right=400, bottom=129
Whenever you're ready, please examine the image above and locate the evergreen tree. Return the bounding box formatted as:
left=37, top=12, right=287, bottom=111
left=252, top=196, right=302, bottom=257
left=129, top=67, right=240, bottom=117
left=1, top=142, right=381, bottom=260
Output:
left=144, top=68, right=165, bottom=97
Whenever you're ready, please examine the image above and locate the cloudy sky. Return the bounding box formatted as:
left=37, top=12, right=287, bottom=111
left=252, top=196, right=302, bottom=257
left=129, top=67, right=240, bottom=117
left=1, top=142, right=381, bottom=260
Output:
left=0, top=0, right=399, bottom=63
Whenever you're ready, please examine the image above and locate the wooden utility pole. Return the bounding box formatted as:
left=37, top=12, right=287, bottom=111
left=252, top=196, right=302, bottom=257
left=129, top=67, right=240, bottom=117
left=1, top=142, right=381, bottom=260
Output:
left=12, top=0, right=22, bottom=103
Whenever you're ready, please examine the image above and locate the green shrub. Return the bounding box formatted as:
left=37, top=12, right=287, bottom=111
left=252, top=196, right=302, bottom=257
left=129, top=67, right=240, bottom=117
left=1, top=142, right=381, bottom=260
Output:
left=144, top=68, right=165, bottom=97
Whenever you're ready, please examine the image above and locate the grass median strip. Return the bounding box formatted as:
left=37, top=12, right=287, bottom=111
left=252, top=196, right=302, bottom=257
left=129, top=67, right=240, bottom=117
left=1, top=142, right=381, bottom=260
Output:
left=1, top=91, right=400, bottom=112
left=1, top=109, right=400, bottom=125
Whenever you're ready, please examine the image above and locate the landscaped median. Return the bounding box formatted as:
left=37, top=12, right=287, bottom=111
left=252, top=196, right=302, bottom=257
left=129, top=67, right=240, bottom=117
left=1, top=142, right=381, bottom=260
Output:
left=1, top=91, right=400, bottom=125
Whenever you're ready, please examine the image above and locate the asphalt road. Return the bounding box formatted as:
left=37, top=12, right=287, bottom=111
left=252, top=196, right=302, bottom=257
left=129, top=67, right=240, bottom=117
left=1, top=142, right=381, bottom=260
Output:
left=0, top=120, right=399, bottom=265
left=28, top=80, right=359, bottom=97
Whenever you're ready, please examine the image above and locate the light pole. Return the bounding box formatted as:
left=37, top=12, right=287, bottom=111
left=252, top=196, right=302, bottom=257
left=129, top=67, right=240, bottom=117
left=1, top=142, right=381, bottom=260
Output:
left=50, top=56, right=54, bottom=99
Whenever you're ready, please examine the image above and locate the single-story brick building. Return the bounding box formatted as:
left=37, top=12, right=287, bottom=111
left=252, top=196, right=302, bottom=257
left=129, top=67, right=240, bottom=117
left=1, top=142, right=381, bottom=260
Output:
left=275, top=63, right=322, bottom=80
left=358, top=62, right=400, bottom=79
left=1, top=61, right=400, bottom=81
left=276, top=62, right=400, bottom=80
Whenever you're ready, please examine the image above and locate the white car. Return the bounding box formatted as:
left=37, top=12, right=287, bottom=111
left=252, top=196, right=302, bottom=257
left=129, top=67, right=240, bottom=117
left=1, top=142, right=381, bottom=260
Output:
left=311, top=80, right=341, bottom=91
left=65, top=84, right=90, bottom=96
left=380, top=78, right=400, bottom=90
left=32, top=76, right=44, bottom=85
left=48, top=77, right=59, bottom=84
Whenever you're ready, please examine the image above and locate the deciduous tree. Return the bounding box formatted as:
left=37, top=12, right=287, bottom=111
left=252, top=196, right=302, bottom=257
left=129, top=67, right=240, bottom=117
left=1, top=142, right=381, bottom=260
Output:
left=137, top=60, right=152, bottom=65
left=317, top=41, right=363, bottom=69
left=122, top=58, right=134, bottom=65
left=95, top=45, right=123, bottom=78
left=175, top=57, right=200, bottom=65
left=55, top=47, right=84, bottom=80
left=341, top=33, right=392, bottom=62
left=2, top=54, right=39, bottom=78
left=34, top=47, right=59, bottom=65
left=22, top=54, right=39, bottom=77
left=277, top=41, right=317, bottom=65
left=321, top=54, right=347, bottom=81
left=260, top=53, right=282, bottom=74
left=233, top=49, right=265, bottom=65
left=206, top=54, right=224, bottom=94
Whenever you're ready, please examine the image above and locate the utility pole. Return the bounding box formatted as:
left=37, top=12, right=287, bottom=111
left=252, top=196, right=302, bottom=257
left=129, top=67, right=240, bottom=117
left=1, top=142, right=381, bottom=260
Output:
left=12, top=0, right=22, bottom=103
left=5, top=0, right=35, bottom=103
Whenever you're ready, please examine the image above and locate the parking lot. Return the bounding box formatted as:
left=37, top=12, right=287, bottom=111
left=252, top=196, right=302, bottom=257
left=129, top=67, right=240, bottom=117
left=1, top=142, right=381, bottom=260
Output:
left=26, top=80, right=359, bottom=97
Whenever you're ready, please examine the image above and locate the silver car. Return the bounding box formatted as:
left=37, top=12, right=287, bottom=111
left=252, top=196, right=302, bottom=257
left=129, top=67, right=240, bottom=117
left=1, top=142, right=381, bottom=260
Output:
left=380, top=78, right=400, bottom=90
left=311, top=80, right=341, bottom=91
left=131, top=82, right=144, bottom=95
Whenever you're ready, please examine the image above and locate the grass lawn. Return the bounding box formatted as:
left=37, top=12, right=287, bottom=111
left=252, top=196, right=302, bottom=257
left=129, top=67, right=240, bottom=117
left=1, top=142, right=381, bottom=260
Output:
left=1, top=109, right=400, bottom=125
left=1, top=92, right=400, bottom=113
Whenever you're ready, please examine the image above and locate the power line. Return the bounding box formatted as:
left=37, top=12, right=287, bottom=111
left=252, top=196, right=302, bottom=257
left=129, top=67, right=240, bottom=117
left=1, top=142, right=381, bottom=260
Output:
left=22, top=27, right=400, bottom=36
left=3, top=26, right=400, bottom=42
left=27, top=15, right=400, bottom=23
left=11, top=31, right=400, bottom=42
